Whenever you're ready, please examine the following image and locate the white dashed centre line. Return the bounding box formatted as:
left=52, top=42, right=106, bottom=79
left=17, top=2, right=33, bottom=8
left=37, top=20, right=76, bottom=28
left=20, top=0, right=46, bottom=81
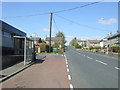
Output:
left=115, top=67, right=120, bottom=70
left=95, top=60, right=107, bottom=65
left=87, top=57, right=93, bottom=59
left=96, top=60, right=99, bottom=62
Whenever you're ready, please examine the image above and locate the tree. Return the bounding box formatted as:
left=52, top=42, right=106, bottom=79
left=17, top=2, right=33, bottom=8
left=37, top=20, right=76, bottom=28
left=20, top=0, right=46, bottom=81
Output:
left=70, top=37, right=82, bottom=49
left=55, top=32, right=66, bottom=48
left=71, top=37, right=77, bottom=46
left=52, top=42, right=59, bottom=48
left=38, top=38, right=42, bottom=43
left=75, top=43, right=81, bottom=49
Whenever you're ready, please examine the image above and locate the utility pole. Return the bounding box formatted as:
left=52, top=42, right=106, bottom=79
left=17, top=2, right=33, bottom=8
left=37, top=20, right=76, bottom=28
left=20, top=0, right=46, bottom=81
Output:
left=49, top=12, right=53, bottom=53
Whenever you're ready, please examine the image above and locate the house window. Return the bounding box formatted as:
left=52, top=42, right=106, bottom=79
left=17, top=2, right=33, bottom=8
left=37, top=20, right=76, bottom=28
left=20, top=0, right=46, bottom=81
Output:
left=2, top=31, right=11, bottom=38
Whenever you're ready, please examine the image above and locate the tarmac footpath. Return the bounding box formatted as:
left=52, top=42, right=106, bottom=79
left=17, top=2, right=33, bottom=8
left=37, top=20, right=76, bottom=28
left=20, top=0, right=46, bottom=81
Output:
left=2, top=54, right=70, bottom=88
left=0, top=54, right=46, bottom=83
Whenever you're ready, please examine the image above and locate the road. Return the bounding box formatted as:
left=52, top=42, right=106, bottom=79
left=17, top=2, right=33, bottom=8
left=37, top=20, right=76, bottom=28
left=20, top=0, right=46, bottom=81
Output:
left=65, top=46, right=119, bottom=88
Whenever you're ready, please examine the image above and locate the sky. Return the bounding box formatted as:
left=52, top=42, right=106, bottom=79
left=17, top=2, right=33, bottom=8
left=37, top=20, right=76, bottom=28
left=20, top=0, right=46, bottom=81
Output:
left=1, top=1, right=118, bottom=45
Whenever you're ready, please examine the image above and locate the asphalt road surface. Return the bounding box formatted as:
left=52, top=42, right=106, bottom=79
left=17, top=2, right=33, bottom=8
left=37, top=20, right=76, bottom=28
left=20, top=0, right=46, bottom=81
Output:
left=65, top=46, right=119, bottom=88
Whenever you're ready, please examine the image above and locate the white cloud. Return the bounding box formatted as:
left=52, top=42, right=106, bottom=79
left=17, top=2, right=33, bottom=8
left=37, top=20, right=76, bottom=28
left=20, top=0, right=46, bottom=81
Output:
left=43, top=28, right=55, bottom=32
left=66, top=36, right=74, bottom=41
left=65, top=36, right=74, bottom=45
left=98, top=18, right=117, bottom=25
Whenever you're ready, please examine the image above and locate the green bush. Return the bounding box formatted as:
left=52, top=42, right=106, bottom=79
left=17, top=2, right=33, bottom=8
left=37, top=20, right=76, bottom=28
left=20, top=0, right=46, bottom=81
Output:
left=75, top=44, right=81, bottom=49
left=89, top=47, right=101, bottom=50
left=45, top=44, right=53, bottom=52
left=111, top=46, right=120, bottom=53
left=58, top=52, right=64, bottom=54
left=39, top=43, right=46, bottom=52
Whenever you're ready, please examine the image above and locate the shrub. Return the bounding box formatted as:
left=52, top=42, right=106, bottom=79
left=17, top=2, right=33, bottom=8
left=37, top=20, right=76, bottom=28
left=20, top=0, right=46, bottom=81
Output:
left=45, top=44, right=53, bottom=52
left=111, top=46, right=120, bottom=53
left=39, top=43, right=46, bottom=52
left=89, top=47, right=101, bottom=50
left=75, top=44, right=81, bottom=49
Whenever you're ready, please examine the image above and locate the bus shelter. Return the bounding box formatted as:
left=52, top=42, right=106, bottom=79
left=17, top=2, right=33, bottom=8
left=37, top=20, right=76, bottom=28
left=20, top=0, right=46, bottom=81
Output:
left=13, top=36, right=35, bottom=65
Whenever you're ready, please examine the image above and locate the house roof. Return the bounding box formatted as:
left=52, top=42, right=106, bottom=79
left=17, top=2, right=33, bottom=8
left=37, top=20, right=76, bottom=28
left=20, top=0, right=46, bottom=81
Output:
left=1, top=20, right=26, bottom=36
left=29, top=37, right=41, bottom=41
left=77, top=40, right=87, bottom=42
left=87, top=40, right=100, bottom=43
left=107, top=33, right=120, bottom=40
left=100, top=40, right=107, bottom=42
left=46, top=37, right=63, bottom=41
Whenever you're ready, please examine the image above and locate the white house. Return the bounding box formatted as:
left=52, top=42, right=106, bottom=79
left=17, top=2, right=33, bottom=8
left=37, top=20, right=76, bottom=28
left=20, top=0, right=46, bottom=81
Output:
left=107, top=32, right=120, bottom=47
left=77, top=40, right=87, bottom=48
left=100, top=39, right=107, bottom=48
left=86, top=40, right=100, bottom=48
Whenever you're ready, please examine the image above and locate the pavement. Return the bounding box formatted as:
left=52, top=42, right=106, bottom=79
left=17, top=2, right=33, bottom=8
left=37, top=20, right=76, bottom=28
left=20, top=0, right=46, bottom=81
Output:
left=2, top=54, right=70, bottom=88
left=0, top=54, right=46, bottom=82
left=65, top=46, right=119, bottom=88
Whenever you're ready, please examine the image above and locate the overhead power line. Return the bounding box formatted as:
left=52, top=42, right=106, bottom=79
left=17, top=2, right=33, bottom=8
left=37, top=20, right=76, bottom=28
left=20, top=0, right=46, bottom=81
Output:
left=55, top=14, right=111, bottom=32
left=2, top=12, right=50, bottom=19
left=2, top=0, right=104, bottom=19
left=53, top=17, right=60, bottom=32
left=53, top=0, right=104, bottom=13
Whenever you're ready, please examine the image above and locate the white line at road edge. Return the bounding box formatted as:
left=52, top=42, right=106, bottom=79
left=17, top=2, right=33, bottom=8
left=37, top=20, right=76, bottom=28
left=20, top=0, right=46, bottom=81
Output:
left=115, top=67, right=120, bottom=70
left=68, top=74, right=71, bottom=80
left=66, top=61, right=68, bottom=64
left=66, top=65, right=68, bottom=68
left=64, top=54, right=74, bottom=89
left=61, top=55, right=64, bottom=56
left=67, top=68, right=70, bottom=72
left=64, top=55, right=68, bottom=62
left=70, top=84, right=74, bottom=89
left=95, top=60, right=107, bottom=65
